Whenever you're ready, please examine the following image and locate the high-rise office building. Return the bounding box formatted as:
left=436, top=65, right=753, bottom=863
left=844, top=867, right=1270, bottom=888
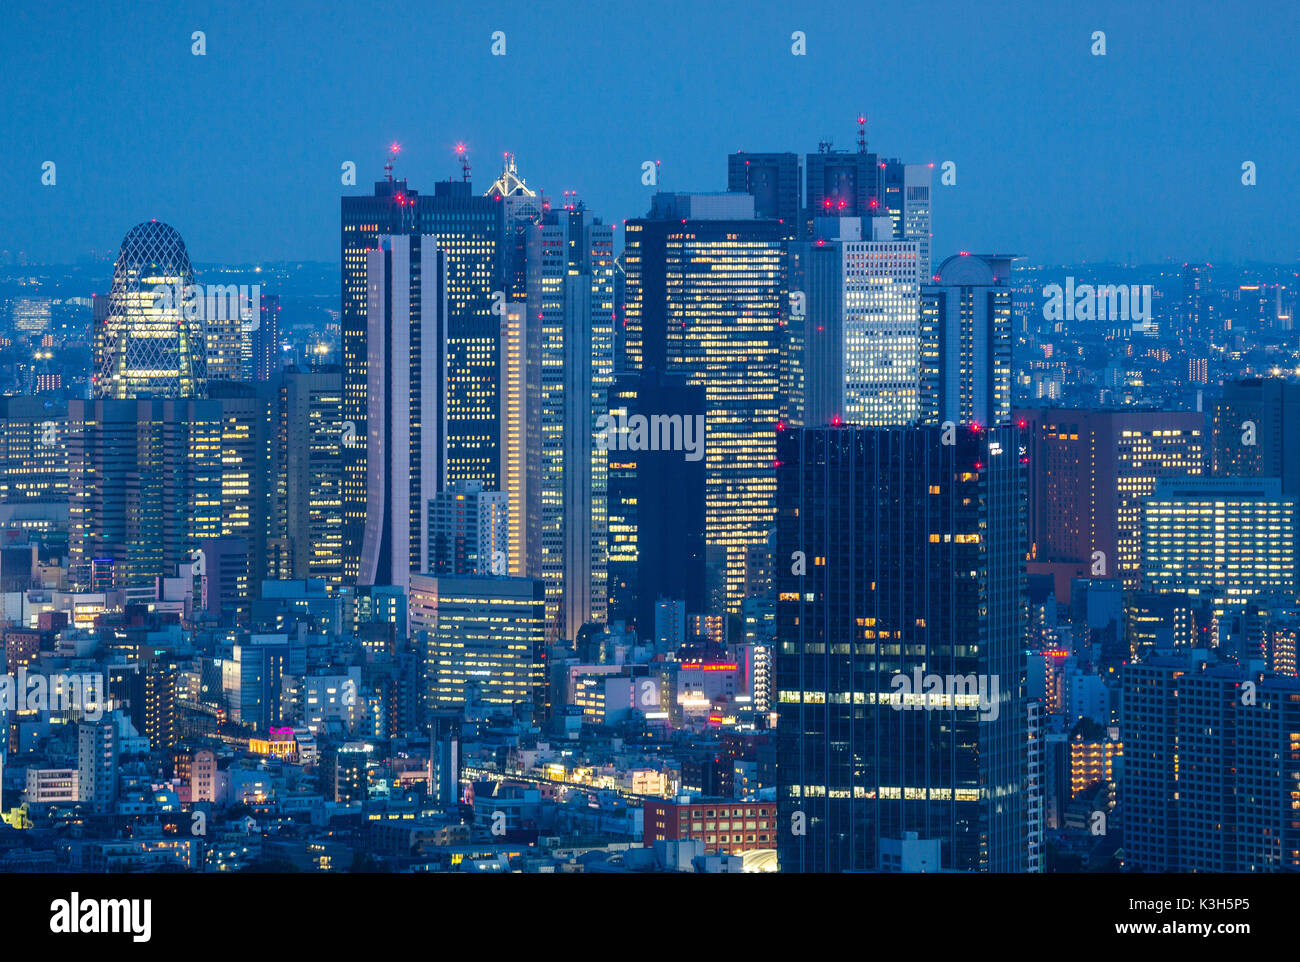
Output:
left=605, top=370, right=707, bottom=639
left=1124, top=591, right=1203, bottom=660
left=67, top=399, right=223, bottom=589
left=788, top=215, right=921, bottom=427
left=11, top=297, right=51, bottom=334
left=94, top=221, right=206, bottom=399
left=428, top=480, right=508, bottom=576
left=198, top=536, right=251, bottom=625
left=207, top=380, right=275, bottom=589
left=1230, top=282, right=1296, bottom=335
left=485, top=154, right=545, bottom=301
left=1016, top=408, right=1207, bottom=598
left=1236, top=675, right=1300, bottom=870
left=881, top=160, right=932, bottom=278
left=202, top=281, right=252, bottom=385
left=803, top=139, right=932, bottom=261
left=526, top=203, right=615, bottom=641
left=244, top=292, right=282, bottom=382
left=606, top=378, right=639, bottom=626
left=613, top=253, right=631, bottom=375
left=775, top=424, right=1026, bottom=872
left=727, top=152, right=801, bottom=234
left=1121, top=653, right=1209, bottom=872
left=268, top=366, right=344, bottom=588
left=1026, top=701, right=1045, bottom=873
left=623, top=192, right=785, bottom=609
left=408, top=573, right=545, bottom=713
left=432, top=180, right=503, bottom=490
left=498, top=301, right=528, bottom=577
left=1141, top=477, right=1297, bottom=612
left=1122, top=653, right=1300, bottom=871
left=804, top=145, right=883, bottom=234
left=0, top=396, right=68, bottom=506
left=341, top=175, right=423, bottom=583
left=359, top=236, right=447, bottom=592
left=1212, top=378, right=1300, bottom=497
left=731, top=138, right=931, bottom=271
left=340, top=171, right=501, bottom=583
left=919, top=253, right=1015, bottom=428
left=1180, top=263, right=1215, bottom=339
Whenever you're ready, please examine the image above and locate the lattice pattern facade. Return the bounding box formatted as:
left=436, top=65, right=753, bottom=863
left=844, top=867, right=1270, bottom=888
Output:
left=95, top=221, right=205, bottom=399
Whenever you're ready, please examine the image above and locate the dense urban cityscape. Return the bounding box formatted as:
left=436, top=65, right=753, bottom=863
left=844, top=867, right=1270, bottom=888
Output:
left=0, top=9, right=1294, bottom=943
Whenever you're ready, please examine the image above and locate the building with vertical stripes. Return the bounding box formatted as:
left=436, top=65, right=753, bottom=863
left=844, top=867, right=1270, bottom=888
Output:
left=919, top=253, right=1014, bottom=429
left=775, top=423, right=1026, bottom=872
left=623, top=192, right=785, bottom=610
left=526, top=203, right=614, bottom=641
left=359, top=236, right=447, bottom=593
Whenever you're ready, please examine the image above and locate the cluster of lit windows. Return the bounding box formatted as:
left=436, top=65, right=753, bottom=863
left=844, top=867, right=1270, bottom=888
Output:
left=0, top=410, right=68, bottom=502
left=787, top=785, right=980, bottom=802
left=841, top=242, right=921, bottom=425
left=411, top=582, right=545, bottom=707
left=529, top=217, right=616, bottom=637
left=1142, top=493, right=1296, bottom=607
left=661, top=234, right=783, bottom=609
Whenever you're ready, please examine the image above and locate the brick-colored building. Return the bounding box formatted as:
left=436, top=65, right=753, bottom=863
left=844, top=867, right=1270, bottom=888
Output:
left=4, top=629, right=43, bottom=673
left=643, top=799, right=776, bottom=854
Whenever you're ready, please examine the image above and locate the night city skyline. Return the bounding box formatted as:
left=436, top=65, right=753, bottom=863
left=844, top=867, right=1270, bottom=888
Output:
left=1, top=0, right=1293, bottom=946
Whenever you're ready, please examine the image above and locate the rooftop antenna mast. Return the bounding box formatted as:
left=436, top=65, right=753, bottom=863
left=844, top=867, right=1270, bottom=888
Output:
left=455, top=143, right=471, bottom=183
left=857, top=115, right=867, bottom=153
left=385, top=142, right=400, bottom=181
